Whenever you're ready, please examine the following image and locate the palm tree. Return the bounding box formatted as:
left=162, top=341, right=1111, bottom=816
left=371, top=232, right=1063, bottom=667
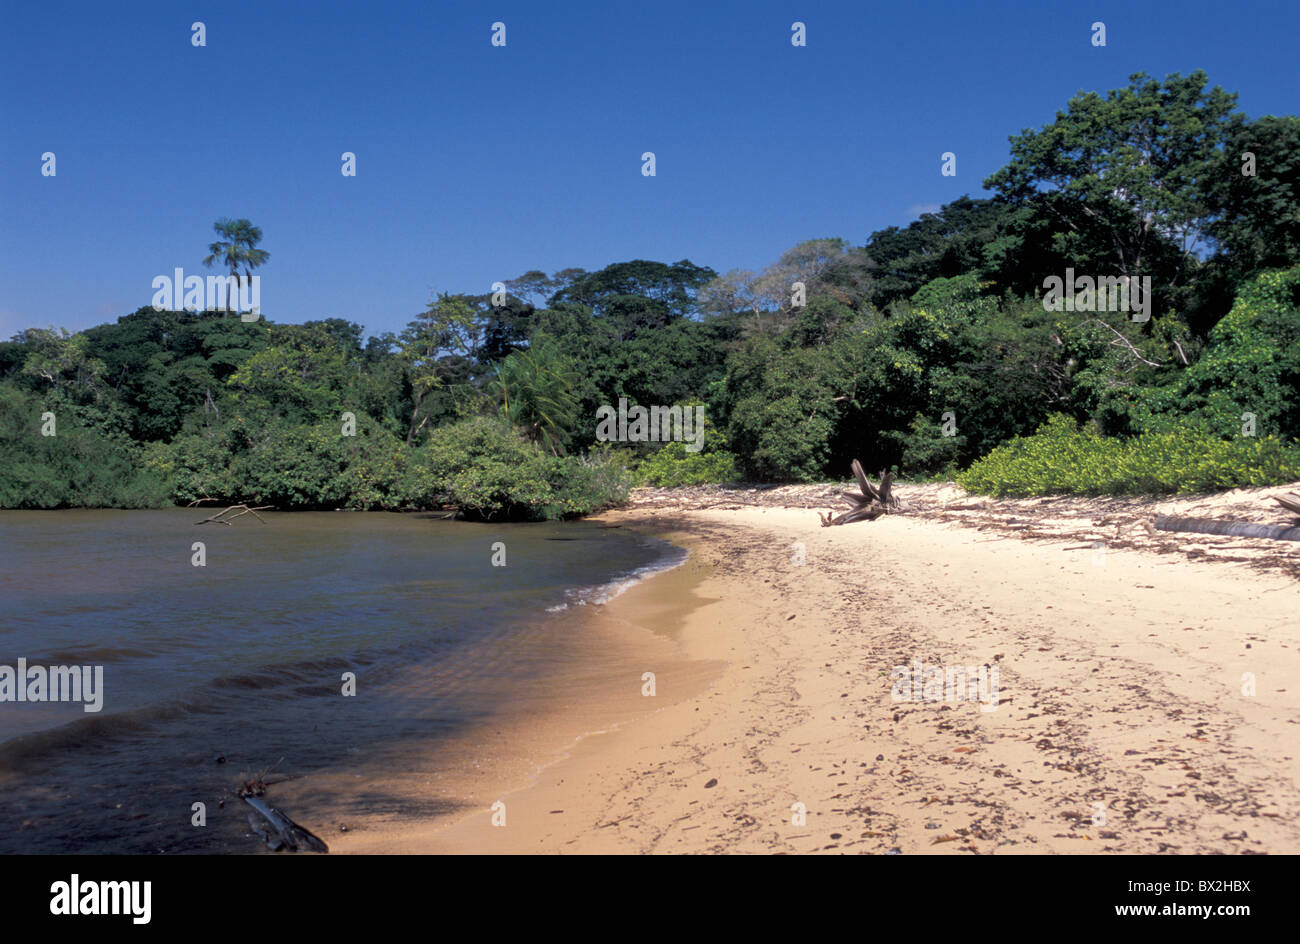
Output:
left=202, top=218, right=269, bottom=315
left=233, top=220, right=269, bottom=312
left=203, top=219, right=242, bottom=313
left=486, top=340, right=579, bottom=455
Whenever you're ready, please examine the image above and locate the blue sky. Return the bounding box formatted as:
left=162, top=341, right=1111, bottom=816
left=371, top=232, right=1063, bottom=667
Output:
left=2, top=0, right=1296, bottom=339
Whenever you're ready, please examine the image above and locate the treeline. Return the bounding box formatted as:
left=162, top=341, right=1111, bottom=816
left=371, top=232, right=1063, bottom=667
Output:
left=2, top=70, right=1299, bottom=515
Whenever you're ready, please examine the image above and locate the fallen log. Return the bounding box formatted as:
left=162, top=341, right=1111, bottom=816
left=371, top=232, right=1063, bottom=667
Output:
left=1272, top=493, right=1300, bottom=516
left=1154, top=515, right=1300, bottom=542
left=243, top=795, right=330, bottom=853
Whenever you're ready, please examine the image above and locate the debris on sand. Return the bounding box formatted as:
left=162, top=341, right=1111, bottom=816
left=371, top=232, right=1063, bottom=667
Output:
left=237, top=768, right=329, bottom=853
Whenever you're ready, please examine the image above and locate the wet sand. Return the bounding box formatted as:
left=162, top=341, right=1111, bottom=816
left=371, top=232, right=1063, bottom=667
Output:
left=277, top=537, right=724, bottom=852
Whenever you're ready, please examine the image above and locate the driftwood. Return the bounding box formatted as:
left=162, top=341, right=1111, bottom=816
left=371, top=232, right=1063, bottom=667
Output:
left=1272, top=493, right=1300, bottom=516
left=243, top=796, right=330, bottom=853
left=820, top=460, right=897, bottom=526
left=237, top=766, right=329, bottom=853
left=194, top=504, right=273, bottom=526
left=1154, top=515, right=1300, bottom=542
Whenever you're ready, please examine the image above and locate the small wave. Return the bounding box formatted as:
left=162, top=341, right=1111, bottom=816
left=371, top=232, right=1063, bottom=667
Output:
left=0, top=700, right=199, bottom=770
left=553, top=543, right=689, bottom=610
left=0, top=653, right=374, bottom=769
left=38, top=646, right=158, bottom=665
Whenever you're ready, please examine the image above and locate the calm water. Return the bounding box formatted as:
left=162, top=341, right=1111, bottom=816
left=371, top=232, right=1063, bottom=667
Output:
left=0, top=509, right=681, bottom=853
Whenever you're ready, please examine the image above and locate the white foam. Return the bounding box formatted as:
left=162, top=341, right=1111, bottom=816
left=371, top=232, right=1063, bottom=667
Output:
left=552, top=544, right=689, bottom=610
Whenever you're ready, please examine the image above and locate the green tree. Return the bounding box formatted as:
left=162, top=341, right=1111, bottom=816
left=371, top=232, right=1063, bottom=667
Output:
left=552, top=259, right=716, bottom=332
left=16, top=328, right=109, bottom=405
left=486, top=339, right=580, bottom=454
left=863, top=197, right=1013, bottom=305
left=985, top=71, right=1240, bottom=289
left=1204, top=115, right=1300, bottom=276
left=203, top=218, right=270, bottom=313
left=226, top=323, right=353, bottom=425
left=399, top=293, right=480, bottom=444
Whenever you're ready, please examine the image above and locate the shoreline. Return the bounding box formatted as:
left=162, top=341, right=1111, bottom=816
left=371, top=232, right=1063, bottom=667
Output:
left=0, top=511, right=713, bottom=854
left=322, top=519, right=729, bottom=853
left=332, top=491, right=1300, bottom=854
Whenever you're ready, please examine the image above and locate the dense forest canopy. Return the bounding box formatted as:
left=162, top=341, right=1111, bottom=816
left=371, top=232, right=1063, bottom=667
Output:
left=3, top=72, right=1298, bottom=516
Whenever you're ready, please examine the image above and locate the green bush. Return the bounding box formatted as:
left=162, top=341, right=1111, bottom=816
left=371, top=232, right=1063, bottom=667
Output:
left=146, top=415, right=426, bottom=510
left=1134, top=266, right=1300, bottom=439
left=547, top=449, right=632, bottom=516
left=0, top=385, right=170, bottom=509
left=634, top=443, right=737, bottom=487
left=885, top=413, right=964, bottom=478
left=632, top=401, right=737, bottom=486
left=958, top=413, right=1300, bottom=496
left=418, top=416, right=629, bottom=520
left=241, top=420, right=416, bottom=509
left=144, top=428, right=246, bottom=504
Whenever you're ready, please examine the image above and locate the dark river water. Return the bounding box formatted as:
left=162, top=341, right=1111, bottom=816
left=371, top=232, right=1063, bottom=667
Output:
left=0, top=509, right=681, bottom=853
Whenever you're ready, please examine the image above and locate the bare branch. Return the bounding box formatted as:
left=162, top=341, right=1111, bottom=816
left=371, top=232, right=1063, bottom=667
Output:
left=1081, top=318, right=1165, bottom=367
left=195, top=504, right=274, bottom=526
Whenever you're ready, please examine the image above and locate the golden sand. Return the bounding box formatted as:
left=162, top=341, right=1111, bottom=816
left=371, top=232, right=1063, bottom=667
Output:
left=318, top=500, right=1299, bottom=854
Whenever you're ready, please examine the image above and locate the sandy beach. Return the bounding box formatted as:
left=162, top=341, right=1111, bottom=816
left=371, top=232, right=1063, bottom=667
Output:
left=333, top=484, right=1300, bottom=854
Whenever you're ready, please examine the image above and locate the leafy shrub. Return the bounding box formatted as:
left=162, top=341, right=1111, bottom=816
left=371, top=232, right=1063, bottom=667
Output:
left=958, top=413, right=1300, bottom=496
left=634, top=444, right=737, bottom=487
left=242, top=419, right=415, bottom=509
left=1133, top=266, right=1300, bottom=439
left=885, top=413, right=964, bottom=478
left=144, top=428, right=246, bottom=504
left=419, top=416, right=555, bottom=519
left=418, top=416, right=629, bottom=520
left=633, top=401, right=737, bottom=486
left=0, top=384, right=169, bottom=509
left=547, top=449, right=632, bottom=516
left=148, top=415, right=423, bottom=510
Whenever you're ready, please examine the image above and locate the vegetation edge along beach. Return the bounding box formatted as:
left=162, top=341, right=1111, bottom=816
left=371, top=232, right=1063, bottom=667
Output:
left=5, top=71, right=1299, bottom=516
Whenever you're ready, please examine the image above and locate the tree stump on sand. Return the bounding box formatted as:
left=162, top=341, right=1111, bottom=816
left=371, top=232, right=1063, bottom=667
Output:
left=819, top=460, right=898, bottom=526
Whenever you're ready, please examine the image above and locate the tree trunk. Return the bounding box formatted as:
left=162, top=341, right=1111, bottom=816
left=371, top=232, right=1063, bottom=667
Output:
left=1154, top=515, right=1300, bottom=542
